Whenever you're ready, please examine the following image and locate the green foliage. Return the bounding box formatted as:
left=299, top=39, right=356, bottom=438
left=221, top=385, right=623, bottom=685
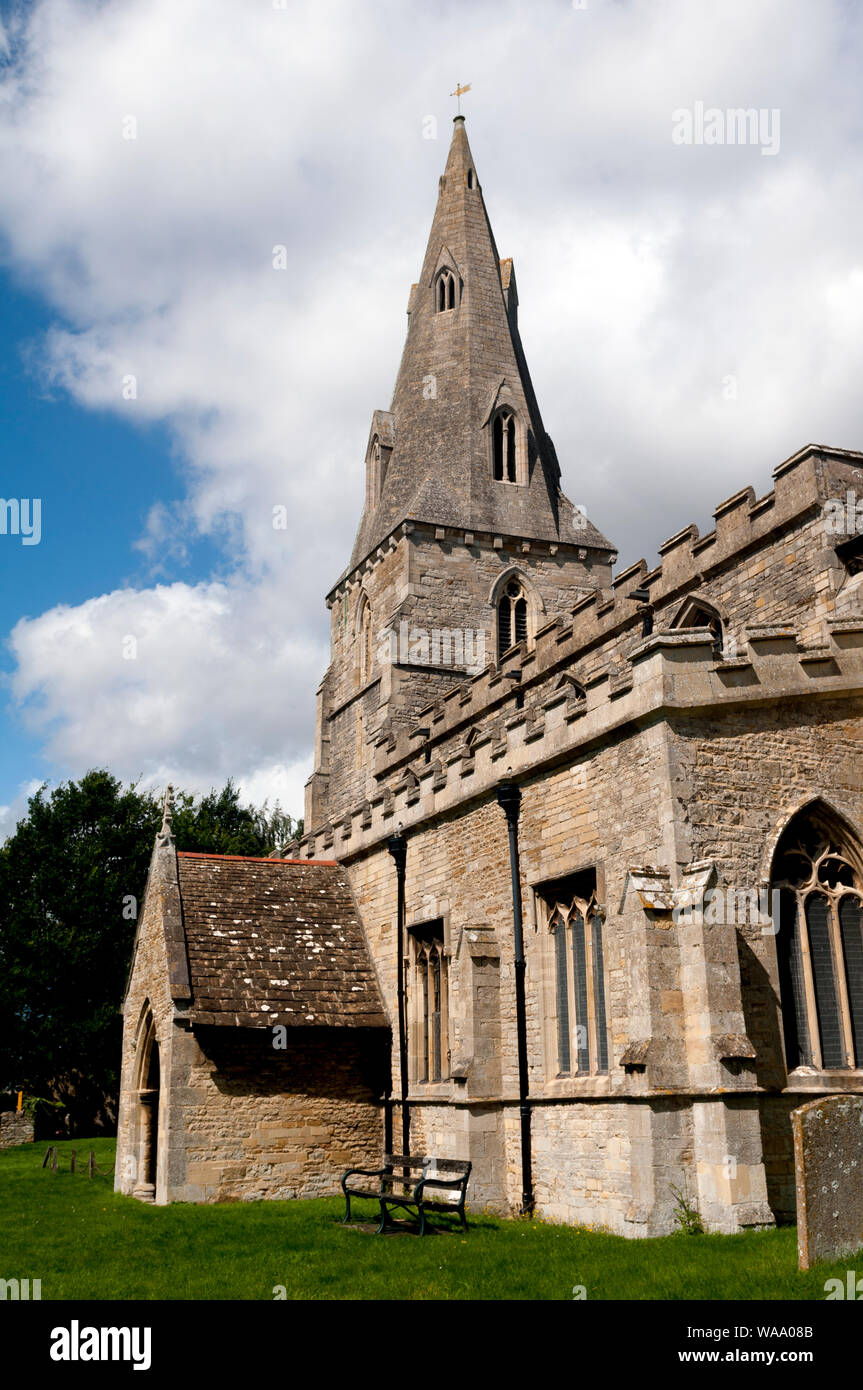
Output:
left=21, top=1095, right=65, bottom=1121
left=0, top=771, right=161, bottom=1133
left=0, top=771, right=302, bottom=1133
left=0, top=1138, right=851, bottom=1301
left=670, top=1180, right=706, bottom=1235
left=171, top=780, right=301, bottom=857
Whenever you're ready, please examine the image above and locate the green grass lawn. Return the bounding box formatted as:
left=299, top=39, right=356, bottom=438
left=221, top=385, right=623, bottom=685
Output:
left=0, top=1138, right=853, bottom=1300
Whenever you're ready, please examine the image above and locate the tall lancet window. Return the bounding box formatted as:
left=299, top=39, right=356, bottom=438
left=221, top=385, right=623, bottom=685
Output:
left=493, top=409, right=518, bottom=482
left=773, top=804, right=863, bottom=1072
left=497, top=577, right=529, bottom=658
left=436, top=268, right=456, bottom=312
left=410, top=922, right=449, bottom=1082
left=357, top=595, right=372, bottom=684
left=543, top=873, right=609, bottom=1077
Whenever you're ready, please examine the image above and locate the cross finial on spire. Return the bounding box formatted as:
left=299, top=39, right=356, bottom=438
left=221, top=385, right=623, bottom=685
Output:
left=450, top=81, right=471, bottom=116
left=157, top=783, right=175, bottom=847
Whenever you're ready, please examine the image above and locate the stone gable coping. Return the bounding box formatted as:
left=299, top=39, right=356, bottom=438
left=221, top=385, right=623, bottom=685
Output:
left=132, top=836, right=192, bottom=1006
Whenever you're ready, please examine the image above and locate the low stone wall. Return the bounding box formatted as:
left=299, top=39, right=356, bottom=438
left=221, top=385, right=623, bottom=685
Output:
left=0, top=1111, right=34, bottom=1149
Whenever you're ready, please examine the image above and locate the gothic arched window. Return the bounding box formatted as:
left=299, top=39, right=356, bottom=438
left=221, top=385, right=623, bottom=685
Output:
left=545, top=880, right=609, bottom=1076
left=492, top=408, right=518, bottom=482
left=497, top=577, right=529, bottom=658
left=436, top=269, right=456, bottom=313
left=773, top=805, right=863, bottom=1071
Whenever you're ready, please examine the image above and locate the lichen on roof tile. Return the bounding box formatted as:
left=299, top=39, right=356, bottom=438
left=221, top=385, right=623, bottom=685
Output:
left=175, top=854, right=388, bottom=1031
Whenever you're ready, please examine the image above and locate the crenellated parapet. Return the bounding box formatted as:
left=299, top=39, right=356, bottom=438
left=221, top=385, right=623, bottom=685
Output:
left=300, top=443, right=863, bottom=860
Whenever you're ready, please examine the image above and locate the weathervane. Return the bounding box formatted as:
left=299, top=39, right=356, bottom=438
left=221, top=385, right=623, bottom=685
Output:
left=450, top=81, right=471, bottom=115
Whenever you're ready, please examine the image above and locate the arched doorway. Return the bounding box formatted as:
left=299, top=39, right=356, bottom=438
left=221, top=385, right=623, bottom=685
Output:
left=133, top=1009, right=160, bottom=1202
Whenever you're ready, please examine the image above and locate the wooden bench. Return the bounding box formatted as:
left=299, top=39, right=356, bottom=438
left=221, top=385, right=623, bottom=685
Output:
left=341, top=1154, right=472, bottom=1236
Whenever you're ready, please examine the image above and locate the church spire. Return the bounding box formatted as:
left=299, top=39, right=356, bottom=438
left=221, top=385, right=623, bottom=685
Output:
left=348, top=117, right=613, bottom=572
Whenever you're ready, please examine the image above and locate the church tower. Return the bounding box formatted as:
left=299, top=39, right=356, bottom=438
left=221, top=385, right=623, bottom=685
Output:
left=305, top=117, right=616, bottom=832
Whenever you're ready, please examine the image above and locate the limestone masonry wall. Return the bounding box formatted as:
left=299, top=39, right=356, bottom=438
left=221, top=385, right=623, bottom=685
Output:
left=175, top=1029, right=386, bottom=1203
left=0, top=1111, right=34, bottom=1148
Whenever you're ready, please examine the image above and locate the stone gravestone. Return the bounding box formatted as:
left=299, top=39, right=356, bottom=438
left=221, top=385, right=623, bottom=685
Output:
left=793, top=1095, right=863, bottom=1269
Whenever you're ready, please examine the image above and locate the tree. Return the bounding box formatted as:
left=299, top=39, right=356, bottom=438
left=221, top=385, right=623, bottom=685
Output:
left=170, top=781, right=302, bottom=856
left=0, top=771, right=303, bottom=1134
left=0, top=771, right=160, bottom=1134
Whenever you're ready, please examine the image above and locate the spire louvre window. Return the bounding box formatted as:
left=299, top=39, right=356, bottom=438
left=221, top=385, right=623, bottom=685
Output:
left=435, top=268, right=457, bottom=313
left=493, top=408, right=518, bottom=482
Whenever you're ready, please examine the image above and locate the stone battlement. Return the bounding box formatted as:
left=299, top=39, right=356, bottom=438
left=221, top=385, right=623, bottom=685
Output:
left=301, top=444, right=863, bottom=860
left=302, top=621, right=863, bottom=861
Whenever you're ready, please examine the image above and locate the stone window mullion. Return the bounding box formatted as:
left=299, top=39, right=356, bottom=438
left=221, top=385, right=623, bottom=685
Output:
left=590, top=906, right=610, bottom=1074
left=552, top=908, right=571, bottom=1075
left=828, top=897, right=856, bottom=1068
left=798, top=895, right=824, bottom=1069
left=839, top=894, right=863, bottom=1064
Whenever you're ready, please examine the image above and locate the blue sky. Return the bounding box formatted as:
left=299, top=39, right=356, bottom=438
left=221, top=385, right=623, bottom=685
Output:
left=0, top=272, right=222, bottom=804
left=1, top=0, right=862, bottom=838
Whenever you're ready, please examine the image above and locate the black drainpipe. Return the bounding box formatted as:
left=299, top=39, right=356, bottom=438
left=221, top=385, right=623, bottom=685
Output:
left=496, top=780, right=534, bottom=1215
left=387, top=831, right=410, bottom=1158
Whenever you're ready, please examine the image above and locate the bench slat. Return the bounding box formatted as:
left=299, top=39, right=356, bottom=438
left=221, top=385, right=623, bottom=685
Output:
left=383, top=1154, right=470, bottom=1174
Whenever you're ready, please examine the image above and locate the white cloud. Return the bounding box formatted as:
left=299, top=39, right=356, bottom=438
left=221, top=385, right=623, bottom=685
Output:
left=7, top=576, right=318, bottom=800
left=0, top=779, right=48, bottom=844
left=1, top=0, right=862, bottom=819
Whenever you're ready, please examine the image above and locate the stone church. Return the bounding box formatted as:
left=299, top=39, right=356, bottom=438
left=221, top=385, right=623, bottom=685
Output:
left=117, top=116, right=863, bottom=1235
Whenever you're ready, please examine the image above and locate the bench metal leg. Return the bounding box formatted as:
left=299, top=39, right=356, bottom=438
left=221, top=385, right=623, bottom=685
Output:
left=377, top=1200, right=390, bottom=1234
left=341, top=1193, right=351, bottom=1224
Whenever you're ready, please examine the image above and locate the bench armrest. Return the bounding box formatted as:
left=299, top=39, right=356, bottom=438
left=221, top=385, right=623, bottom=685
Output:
left=342, top=1166, right=388, bottom=1184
